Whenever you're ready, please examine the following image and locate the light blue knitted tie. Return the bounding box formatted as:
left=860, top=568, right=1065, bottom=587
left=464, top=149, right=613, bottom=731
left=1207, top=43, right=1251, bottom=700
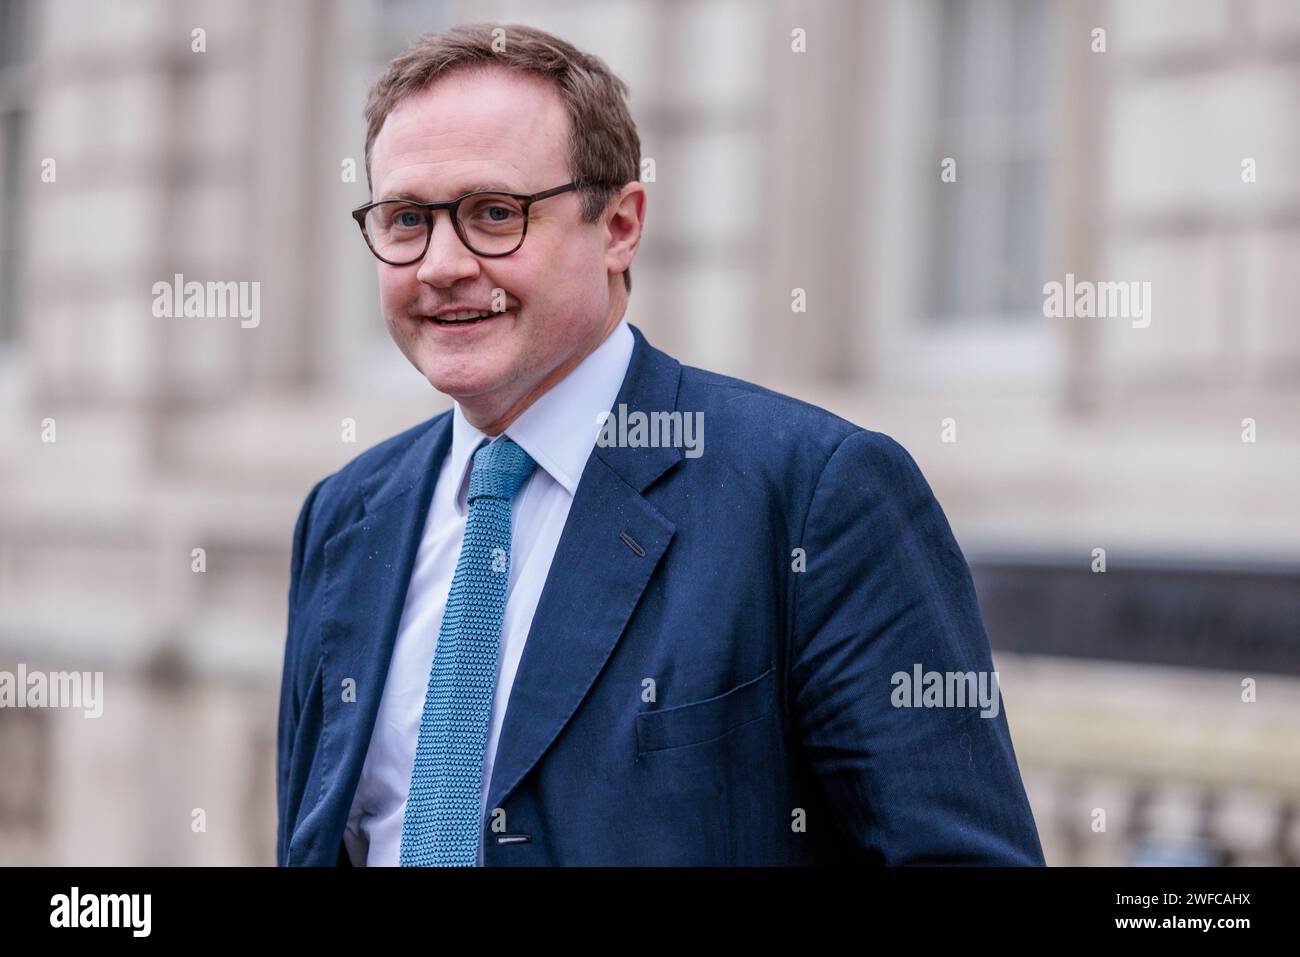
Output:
left=400, top=436, right=536, bottom=867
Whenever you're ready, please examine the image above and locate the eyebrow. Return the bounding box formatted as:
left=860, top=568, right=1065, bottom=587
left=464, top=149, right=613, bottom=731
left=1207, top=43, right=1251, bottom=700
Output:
left=382, top=182, right=521, bottom=203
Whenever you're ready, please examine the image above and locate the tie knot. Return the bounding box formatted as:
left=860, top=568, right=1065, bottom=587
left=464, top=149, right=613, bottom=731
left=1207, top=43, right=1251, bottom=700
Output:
left=467, top=436, right=536, bottom=504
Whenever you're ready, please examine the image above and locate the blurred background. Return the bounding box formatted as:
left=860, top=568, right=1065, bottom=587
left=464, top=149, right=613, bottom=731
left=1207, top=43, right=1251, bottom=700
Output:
left=0, top=0, right=1297, bottom=865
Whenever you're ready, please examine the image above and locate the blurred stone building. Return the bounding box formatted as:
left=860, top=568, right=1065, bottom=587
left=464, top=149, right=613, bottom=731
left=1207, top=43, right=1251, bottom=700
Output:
left=0, top=0, right=1297, bottom=865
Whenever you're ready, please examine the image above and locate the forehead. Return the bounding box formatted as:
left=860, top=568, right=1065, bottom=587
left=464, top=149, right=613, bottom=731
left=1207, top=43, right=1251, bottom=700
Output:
left=370, top=65, right=572, bottom=199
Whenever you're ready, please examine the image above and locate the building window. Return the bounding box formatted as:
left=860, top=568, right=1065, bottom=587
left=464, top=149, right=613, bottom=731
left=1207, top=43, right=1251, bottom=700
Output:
left=925, top=0, right=1054, bottom=326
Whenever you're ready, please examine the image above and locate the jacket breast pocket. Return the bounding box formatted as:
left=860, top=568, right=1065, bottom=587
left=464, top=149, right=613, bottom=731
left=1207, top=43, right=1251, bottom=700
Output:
left=636, top=665, right=776, bottom=756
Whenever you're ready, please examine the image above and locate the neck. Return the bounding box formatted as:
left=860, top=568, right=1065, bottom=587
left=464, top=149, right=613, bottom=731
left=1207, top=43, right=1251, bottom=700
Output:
left=461, top=309, right=624, bottom=436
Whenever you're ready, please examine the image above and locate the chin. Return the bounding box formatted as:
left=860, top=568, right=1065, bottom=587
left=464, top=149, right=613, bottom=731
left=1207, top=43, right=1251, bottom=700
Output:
left=423, top=365, right=504, bottom=401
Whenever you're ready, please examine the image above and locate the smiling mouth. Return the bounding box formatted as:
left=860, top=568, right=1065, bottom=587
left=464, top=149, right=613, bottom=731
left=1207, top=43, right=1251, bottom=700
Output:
left=427, top=310, right=507, bottom=326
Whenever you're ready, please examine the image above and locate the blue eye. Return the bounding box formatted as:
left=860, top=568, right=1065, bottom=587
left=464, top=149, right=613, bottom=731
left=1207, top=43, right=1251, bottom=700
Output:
left=394, top=210, right=424, bottom=229
left=464, top=196, right=524, bottom=229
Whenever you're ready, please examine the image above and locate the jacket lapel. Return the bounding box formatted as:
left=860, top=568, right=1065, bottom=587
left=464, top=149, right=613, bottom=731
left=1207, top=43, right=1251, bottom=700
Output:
left=295, top=411, right=451, bottom=865
left=486, top=325, right=683, bottom=814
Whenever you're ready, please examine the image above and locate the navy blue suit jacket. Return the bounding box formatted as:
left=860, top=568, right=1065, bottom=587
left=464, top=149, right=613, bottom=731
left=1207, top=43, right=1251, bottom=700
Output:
left=277, top=323, right=1045, bottom=866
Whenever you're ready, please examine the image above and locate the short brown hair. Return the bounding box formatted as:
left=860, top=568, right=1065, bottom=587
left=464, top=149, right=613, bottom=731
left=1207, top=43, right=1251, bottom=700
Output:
left=364, top=23, right=641, bottom=294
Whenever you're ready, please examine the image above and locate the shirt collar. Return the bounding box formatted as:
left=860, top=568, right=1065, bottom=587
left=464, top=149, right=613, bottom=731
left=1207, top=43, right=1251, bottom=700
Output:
left=446, top=318, right=635, bottom=514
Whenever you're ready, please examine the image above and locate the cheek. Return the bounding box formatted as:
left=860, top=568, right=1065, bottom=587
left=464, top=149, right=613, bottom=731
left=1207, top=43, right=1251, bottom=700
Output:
left=376, top=268, right=410, bottom=313
left=523, top=235, right=596, bottom=308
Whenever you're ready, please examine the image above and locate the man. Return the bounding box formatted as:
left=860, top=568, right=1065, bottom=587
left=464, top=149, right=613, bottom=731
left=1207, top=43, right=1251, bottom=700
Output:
left=276, top=23, right=1045, bottom=867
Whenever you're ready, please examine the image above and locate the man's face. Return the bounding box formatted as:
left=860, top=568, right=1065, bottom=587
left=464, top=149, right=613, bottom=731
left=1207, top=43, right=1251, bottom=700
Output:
left=367, top=66, right=622, bottom=425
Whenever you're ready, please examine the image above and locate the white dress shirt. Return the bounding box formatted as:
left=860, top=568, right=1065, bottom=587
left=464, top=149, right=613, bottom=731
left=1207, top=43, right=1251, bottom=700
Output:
left=342, top=319, right=634, bottom=866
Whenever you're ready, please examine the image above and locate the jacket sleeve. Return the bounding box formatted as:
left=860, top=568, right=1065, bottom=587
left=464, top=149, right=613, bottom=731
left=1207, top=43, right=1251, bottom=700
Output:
left=790, top=429, right=1045, bottom=865
left=276, top=477, right=326, bottom=867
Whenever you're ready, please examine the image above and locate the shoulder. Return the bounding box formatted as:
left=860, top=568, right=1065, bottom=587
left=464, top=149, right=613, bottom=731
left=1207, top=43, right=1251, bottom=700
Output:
left=673, top=361, right=915, bottom=486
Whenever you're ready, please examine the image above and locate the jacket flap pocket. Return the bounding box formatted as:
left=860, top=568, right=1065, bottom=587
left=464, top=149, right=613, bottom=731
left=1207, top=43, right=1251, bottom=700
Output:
left=636, top=665, right=775, bottom=755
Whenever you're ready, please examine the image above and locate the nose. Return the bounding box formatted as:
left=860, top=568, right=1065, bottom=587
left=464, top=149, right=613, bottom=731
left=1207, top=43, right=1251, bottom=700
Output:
left=414, top=209, right=480, bottom=287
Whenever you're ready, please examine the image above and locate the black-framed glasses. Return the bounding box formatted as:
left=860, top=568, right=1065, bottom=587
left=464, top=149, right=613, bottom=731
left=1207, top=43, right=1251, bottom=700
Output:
left=351, top=182, right=580, bottom=265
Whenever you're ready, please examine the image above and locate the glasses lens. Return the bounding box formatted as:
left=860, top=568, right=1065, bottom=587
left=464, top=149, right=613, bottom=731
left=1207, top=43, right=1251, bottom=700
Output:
left=364, top=202, right=428, bottom=262
left=459, top=193, right=526, bottom=254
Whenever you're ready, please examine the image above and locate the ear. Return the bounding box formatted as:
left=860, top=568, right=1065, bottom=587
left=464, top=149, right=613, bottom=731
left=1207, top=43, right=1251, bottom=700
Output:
left=603, top=182, right=647, bottom=279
